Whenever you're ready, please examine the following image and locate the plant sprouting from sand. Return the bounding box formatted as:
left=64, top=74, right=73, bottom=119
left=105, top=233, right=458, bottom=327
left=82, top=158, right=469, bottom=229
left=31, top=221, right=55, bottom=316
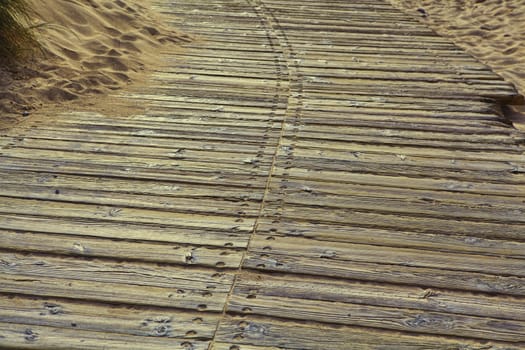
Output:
left=0, top=0, right=40, bottom=64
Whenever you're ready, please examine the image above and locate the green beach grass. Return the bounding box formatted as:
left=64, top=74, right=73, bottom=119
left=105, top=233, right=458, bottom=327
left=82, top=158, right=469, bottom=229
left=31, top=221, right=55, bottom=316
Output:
left=0, top=0, right=39, bottom=64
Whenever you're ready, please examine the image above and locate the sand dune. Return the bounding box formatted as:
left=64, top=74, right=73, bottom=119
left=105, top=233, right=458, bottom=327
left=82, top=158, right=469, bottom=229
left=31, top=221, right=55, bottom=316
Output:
left=389, top=0, right=525, bottom=129
left=0, top=0, right=190, bottom=127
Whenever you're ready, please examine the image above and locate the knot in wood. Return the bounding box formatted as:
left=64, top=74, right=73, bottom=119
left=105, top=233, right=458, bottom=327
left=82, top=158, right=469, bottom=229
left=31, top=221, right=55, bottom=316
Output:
left=405, top=314, right=454, bottom=330
left=243, top=323, right=269, bottom=339
left=44, top=302, right=63, bottom=315
left=24, top=329, right=39, bottom=342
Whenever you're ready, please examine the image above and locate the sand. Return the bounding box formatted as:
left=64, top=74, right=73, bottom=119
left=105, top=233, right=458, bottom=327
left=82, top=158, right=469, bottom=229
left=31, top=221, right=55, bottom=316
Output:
left=0, top=0, right=190, bottom=129
left=389, top=0, right=525, bottom=129
left=2, top=1, right=524, bottom=130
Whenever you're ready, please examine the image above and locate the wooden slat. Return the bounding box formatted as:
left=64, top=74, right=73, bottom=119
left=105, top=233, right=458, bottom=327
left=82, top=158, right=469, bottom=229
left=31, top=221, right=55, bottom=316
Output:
left=0, top=322, right=210, bottom=350
left=228, top=274, right=525, bottom=342
left=0, top=230, right=243, bottom=268
left=264, top=203, right=525, bottom=240
left=0, top=170, right=263, bottom=202
left=0, top=197, right=253, bottom=233
left=282, top=168, right=525, bottom=197
left=255, top=219, right=525, bottom=258
left=0, top=214, right=249, bottom=248
left=215, top=316, right=520, bottom=350
left=231, top=273, right=525, bottom=321
left=244, top=231, right=525, bottom=296
left=0, top=295, right=219, bottom=339
left=248, top=235, right=525, bottom=277
left=0, top=156, right=265, bottom=188
left=0, top=252, right=232, bottom=311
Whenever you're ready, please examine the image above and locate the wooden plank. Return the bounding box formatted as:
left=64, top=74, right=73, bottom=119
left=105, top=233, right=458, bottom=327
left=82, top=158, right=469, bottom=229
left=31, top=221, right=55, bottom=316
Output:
left=0, top=184, right=260, bottom=217
left=0, top=197, right=254, bottom=233
left=273, top=177, right=525, bottom=208
left=215, top=315, right=520, bottom=350
left=162, top=62, right=508, bottom=82
left=166, top=60, right=503, bottom=82
left=282, top=168, right=525, bottom=197
left=0, top=295, right=219, bottom=339
left=300, top=85, right=519, bottom=104
left=228, top=282, right=525, bottom=342
left=231, top=273, right=525, bottom=321
left=0, top=156, right=266, bottom=188
left=292, top=95, right=499, bottom=114
left=9, top=138, right=277, bottom=163
left=293, top=123, right=519, bottom=144
left=0, top=170, right=263, bottom=202
left=287, top=131, right=523, bottom=153
left=171, top=50, right=494, bottom=70
left=247, top=235, right=525, bottom=277
left=244, top=252, right=525, bottom=296
left=0, top=214, right=249, bottom=248
left=276, top=156, right=525, bottom=184
left=13, top=129, right=276, bottom=151
left=0, top=322, right=209, bottom=350
left=264, top=202, right=525, bottom=240
left=265, top=189, right=525, bottom=224
left=0, top=230, right=243, bottom=268
left=299, top=105, right=507, bottom=123
left=255, top=219, right=525, bottom=258
left=0, top=148, right=271, bottom=176
left=24, top=120, right=281, bottom=141
left=0, top=252, right=232, bottom=311
left=292, top=139, right=525, bottom=163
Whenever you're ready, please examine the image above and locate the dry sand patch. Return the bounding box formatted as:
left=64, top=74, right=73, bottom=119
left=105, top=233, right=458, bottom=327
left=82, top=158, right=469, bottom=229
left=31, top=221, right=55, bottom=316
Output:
left=0, top=0, right=190, bottom=129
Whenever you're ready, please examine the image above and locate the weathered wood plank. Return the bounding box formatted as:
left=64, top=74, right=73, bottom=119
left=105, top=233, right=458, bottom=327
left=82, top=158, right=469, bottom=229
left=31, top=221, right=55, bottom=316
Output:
left=248, top=235, right=525, bottom=277
left=0, top=295, right=219, bottom=339
left=0, top=184, right=259, bottom=218
left=255, top=219, right=525, bottom=258
left=0, top=230, right=243, bottom=268
left=291, top=139, right=525, bottom=163
left=12, top=129, right=276, bottom=151
left=229, top=292, right=525, bottom=341
left=244, top=252, right=525, bottom=296
left=215, top=315, right=521, bottom=350
left=231, top=273, right=525, bottom=321
left=265, top=190, right=525, bottom=224
left=0, top=148, right=271, bottom=176
left=282, top=168, right=525, bottom=197
left=0, top=170, right=263, bottom=202
left=264, top=203, right=525, bottom=240
left=9, top=138, right=277, bottom=162
left=0, top=214, right=249, bottom=248
left=272, top=177, right=525, bottom=208
left=0, top=156, right=266, bottom=188
left=0, top=197, right=253, bottom=233
left=0, top=322, right=210, bottom=350
left=286, top=131, right=523, bottom=152
left=0, top=252, right=231, bottom=311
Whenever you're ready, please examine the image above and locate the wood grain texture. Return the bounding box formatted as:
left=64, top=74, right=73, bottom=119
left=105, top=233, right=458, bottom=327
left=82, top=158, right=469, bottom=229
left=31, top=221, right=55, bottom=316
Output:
left=1, top=0, right=524, bottom=348
left=215, top=315, right=522, bottom=350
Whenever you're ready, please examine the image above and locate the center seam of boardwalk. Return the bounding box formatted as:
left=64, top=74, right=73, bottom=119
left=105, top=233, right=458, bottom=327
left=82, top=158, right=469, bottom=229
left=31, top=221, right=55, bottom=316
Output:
left=210, top=0, right=301, bottom=346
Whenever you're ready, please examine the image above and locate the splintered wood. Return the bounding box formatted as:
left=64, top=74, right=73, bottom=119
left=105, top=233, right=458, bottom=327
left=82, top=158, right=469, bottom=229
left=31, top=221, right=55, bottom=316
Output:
left=0, top=0, right=524, bottom=349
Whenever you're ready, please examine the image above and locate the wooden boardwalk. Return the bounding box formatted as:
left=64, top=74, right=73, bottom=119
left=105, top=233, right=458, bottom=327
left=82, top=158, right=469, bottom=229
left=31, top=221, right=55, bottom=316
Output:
left=1, top=0, right=525, bottom=349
